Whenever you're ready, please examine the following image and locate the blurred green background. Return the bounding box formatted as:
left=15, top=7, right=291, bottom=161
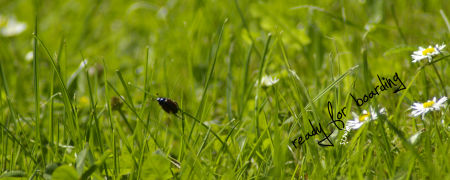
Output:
left=0, top=0, right=449, bottom=179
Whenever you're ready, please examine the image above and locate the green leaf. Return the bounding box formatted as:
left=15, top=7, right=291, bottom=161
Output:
left=44, top=162, right=63, bottom=180
left=118, top=151, right=134, bottom=176
left=141, top=153, right=172, bottom=179
left=80, top=150, right=111, bottom=180
left=51, top=165, right=78, bottom=180
left=80, top=164, right=98, bottom=180
left=76, top=146, right=89, bottom=176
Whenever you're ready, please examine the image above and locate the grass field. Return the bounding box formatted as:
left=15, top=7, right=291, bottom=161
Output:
left=0, top=0, right=449, bottom=179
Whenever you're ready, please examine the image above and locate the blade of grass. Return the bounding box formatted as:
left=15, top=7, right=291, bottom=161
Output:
left=106, top=81, right=146, bottom=131
left=226, top=42, right=234, bottom=121
left=102, top=59, right=118, bottom=177
left=233, top=0, right=261, bottom=58
left=83, top=60, right=109, bottom=177
left=214, top=122, right=238, bottom=167
left=440, top=9, right=450, bottom=33
left=139, top=47, right=151, bottom=117
left=116, top=70, right=135, bottom=108
left=255, top=33, right=272, bottom=137
left=238, top=44, right=253, bottom=120
left=303, top=65, right=359, bottom=112
left=49, top=37, right=65, bottom=161
left=179, top=110, right=234, bottom=162
left=391, top=4, right=407, bottom=44
left=34, top=35, right=79, bottom=142
left=107, top=81, right=164, bottom=153
left=195, top=19, right=227, bottom=119
left=188, top=19, right=227, bottom=144
left=0, top=122, right=38, bottom=164
left=236, top=130, right=267, bottom=176
left=136, top=135, right=150, bottom=180
left=32, top=10, right=47, bottom=166
left=0, top=60, right=17, bottom=125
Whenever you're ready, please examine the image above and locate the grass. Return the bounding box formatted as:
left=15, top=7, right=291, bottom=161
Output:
left=0, top=0, right=449, bottom=179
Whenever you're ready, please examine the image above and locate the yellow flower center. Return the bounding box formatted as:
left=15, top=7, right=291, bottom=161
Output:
left=359, top=112, right=370, bottom=122
left=422, top=47, right=435, bottom=55
left=423, top=101, right=434, bottom=108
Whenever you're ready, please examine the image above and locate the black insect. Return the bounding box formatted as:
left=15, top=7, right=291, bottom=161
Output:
left=156, top=97, right=179, bottom=114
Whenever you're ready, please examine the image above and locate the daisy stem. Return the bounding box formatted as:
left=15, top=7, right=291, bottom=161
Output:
left=430, top=63, right=447, bottom=97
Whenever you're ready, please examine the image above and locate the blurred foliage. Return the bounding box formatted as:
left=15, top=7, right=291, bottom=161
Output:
left=0, top=0, right=449, bottom=179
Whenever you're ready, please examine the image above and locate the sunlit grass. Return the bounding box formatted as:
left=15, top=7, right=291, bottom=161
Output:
left=0, top=0, right=449, bottom=179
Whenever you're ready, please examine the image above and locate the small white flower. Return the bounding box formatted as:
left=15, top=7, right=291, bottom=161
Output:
left=346, top=107, right=386, bottom=130
left=410, top=96, right=447, bottom=119
left=0, top=15, right=27, bottom=37
left=80, top=59, right=88, bottom=68
left=257, top=75, right=279, bottom=87
left=411, top=44, right=446, bottom=63
left=25, top=51, right=33, bottom=62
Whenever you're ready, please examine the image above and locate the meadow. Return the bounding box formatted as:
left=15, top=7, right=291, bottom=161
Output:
left=0, top=0, right=449, bottom=179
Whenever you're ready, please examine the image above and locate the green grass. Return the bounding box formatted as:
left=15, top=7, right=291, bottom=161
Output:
left=0, top=0, right=449, bottom=179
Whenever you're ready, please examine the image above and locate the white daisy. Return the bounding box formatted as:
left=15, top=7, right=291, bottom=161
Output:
left=340, top=107, right=385, bottom=145
left=256, top=75, right=279, bottom=87
left=346, top=107, right=386, bottom=130
left=0, top=15, right=27, bottom=37
left=410, top=96, right=447, bottom=119
left=411, top=44, right=446, bottom=63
